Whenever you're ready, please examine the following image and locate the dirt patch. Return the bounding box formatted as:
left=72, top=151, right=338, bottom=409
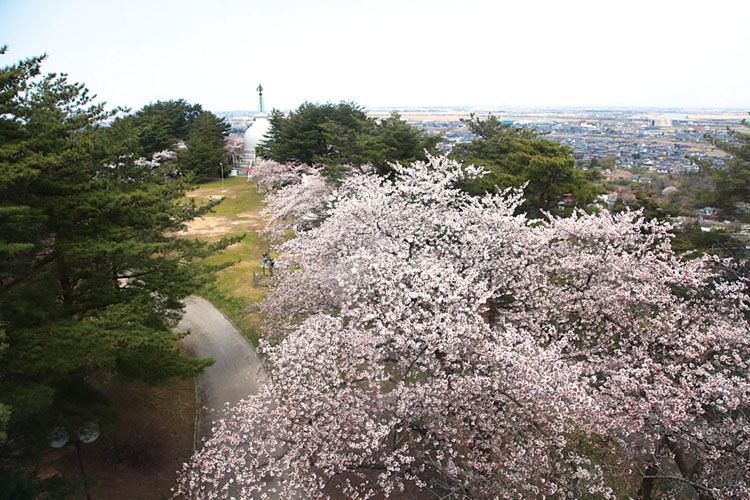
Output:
left=187, top=184, right=243, bottom=201
left=612, top=169, right=633, bottom=180
left=177, top=211, right=266, bottom=241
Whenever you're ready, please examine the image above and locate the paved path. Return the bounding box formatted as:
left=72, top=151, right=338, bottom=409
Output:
left=176, top=295, right=287, bottom=498
left=176, top=295, right=268, bottom=437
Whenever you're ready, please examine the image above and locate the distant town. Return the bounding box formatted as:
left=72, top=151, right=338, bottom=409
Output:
left=222, top=106, right=747, bottom=174
left=220, top=106, right=750, bottom=246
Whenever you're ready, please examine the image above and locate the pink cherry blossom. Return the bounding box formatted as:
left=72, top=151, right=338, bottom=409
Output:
left=176, top=155, right=749, bottom=499
left=250, top=159, right=317, bottom=189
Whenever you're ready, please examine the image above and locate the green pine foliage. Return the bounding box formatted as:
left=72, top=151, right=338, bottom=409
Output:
left=109, top=98, right=202, bottom=157
left=132, top=99, right=203, bottom=155
left=451, top=113, right=602, bottom=217
left=107, top=98, right=230, bottom=179
left=0, top=49, right=236, bottom=466
left=181, top=111, right=231, bottom=179
left=702, top=117, right=750, bottom=220
left=259, top=102, right=439, bottom=178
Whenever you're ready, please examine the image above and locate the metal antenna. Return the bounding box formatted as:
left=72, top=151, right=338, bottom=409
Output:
left=256, top=84, right=264, bottom=113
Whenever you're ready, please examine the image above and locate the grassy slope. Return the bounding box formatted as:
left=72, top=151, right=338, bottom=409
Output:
left=189, top=177, right=271, bottom=346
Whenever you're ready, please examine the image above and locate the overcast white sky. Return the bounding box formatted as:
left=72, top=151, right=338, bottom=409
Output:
left=1, top=0, right=748, bottom=113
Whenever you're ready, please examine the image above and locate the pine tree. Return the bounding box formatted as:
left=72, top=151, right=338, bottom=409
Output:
left=259, top=103, right=439, bottom=178
left=180, top=110, right=231, bottom=179
left=107, top=99, right=229, bottom=180
left=705, top=115, right=750, bottom=219
left=451, top=113, right=601, bottom=217
left=111, top=98, right=203, bottom=157
left=0, top=49, right=232, bottom=470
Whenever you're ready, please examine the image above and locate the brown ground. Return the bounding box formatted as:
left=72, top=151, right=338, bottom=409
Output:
left=178, top=212, right=265, bottom=241
left=40, top=378, right=196, bottom=500
left=176, top=184, right=267, bottom=241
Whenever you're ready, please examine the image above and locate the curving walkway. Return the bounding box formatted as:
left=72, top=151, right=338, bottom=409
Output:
left=176, top=295, right=268, bottom=438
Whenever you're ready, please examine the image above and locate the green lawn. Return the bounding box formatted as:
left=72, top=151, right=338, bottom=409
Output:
left=200, top=232, right=270, bottom=346
left=188, top=177, right=273, bottom=346
left=188, top=176, right=267, bottom=216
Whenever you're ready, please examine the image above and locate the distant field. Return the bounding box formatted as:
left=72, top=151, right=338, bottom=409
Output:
left=612, top=169, right=633, bottom=181
left=368, top=111, right=473, bottom=122
left=366, top=109, right=748, bottom=124
left=369, top=111, right=585, bottom=123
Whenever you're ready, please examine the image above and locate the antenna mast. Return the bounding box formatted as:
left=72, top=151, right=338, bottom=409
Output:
left=256, top=84, right=264, bottom=113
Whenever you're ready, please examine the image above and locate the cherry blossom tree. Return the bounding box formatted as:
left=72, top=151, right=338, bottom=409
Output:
left=114, top=149, right=179, bottom=178
left=261, top=170, right=332, bottom=240
left=250, top=159, right=316, bottom=190
left=224, top=134, right=244, bottom=166
left=176, top=156, right=749, bottom=499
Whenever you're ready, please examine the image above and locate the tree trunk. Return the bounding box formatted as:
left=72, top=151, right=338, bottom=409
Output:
left=487, top=297, right=497, bottom=327
left=664, top=437, right=713, bottom=500
left=637, top=460, right=659, bottom=500
left=57, top=254, right=72, bottom=303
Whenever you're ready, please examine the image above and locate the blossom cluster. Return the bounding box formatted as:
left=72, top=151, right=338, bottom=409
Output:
left=176, top=156, right=750, bottom=499
left=261, top=169, right=332, bottom=240
left=250, top=159, right=316, bottom=189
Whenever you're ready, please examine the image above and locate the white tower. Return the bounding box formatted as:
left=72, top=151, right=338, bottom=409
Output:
left=242, top=84, right=271, bottom=172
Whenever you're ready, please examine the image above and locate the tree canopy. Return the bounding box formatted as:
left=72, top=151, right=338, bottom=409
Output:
left=107, top=98, right=229, bottom=179
left=695, top=117, right=750, bottom=220
left=180, top=111, right=231, bottom=178
left=179, top=156, right=750, bottom=499
left=109, top=99, right=202, bottom=156
left=451, top=113, right=601, bottom=217
left=258, top=102, right=439, bottom=177
left=0, top=49, right=233, bottom=487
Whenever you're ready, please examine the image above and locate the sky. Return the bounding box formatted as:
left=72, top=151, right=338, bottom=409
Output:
left=1, top=0, right=749, bottom=113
